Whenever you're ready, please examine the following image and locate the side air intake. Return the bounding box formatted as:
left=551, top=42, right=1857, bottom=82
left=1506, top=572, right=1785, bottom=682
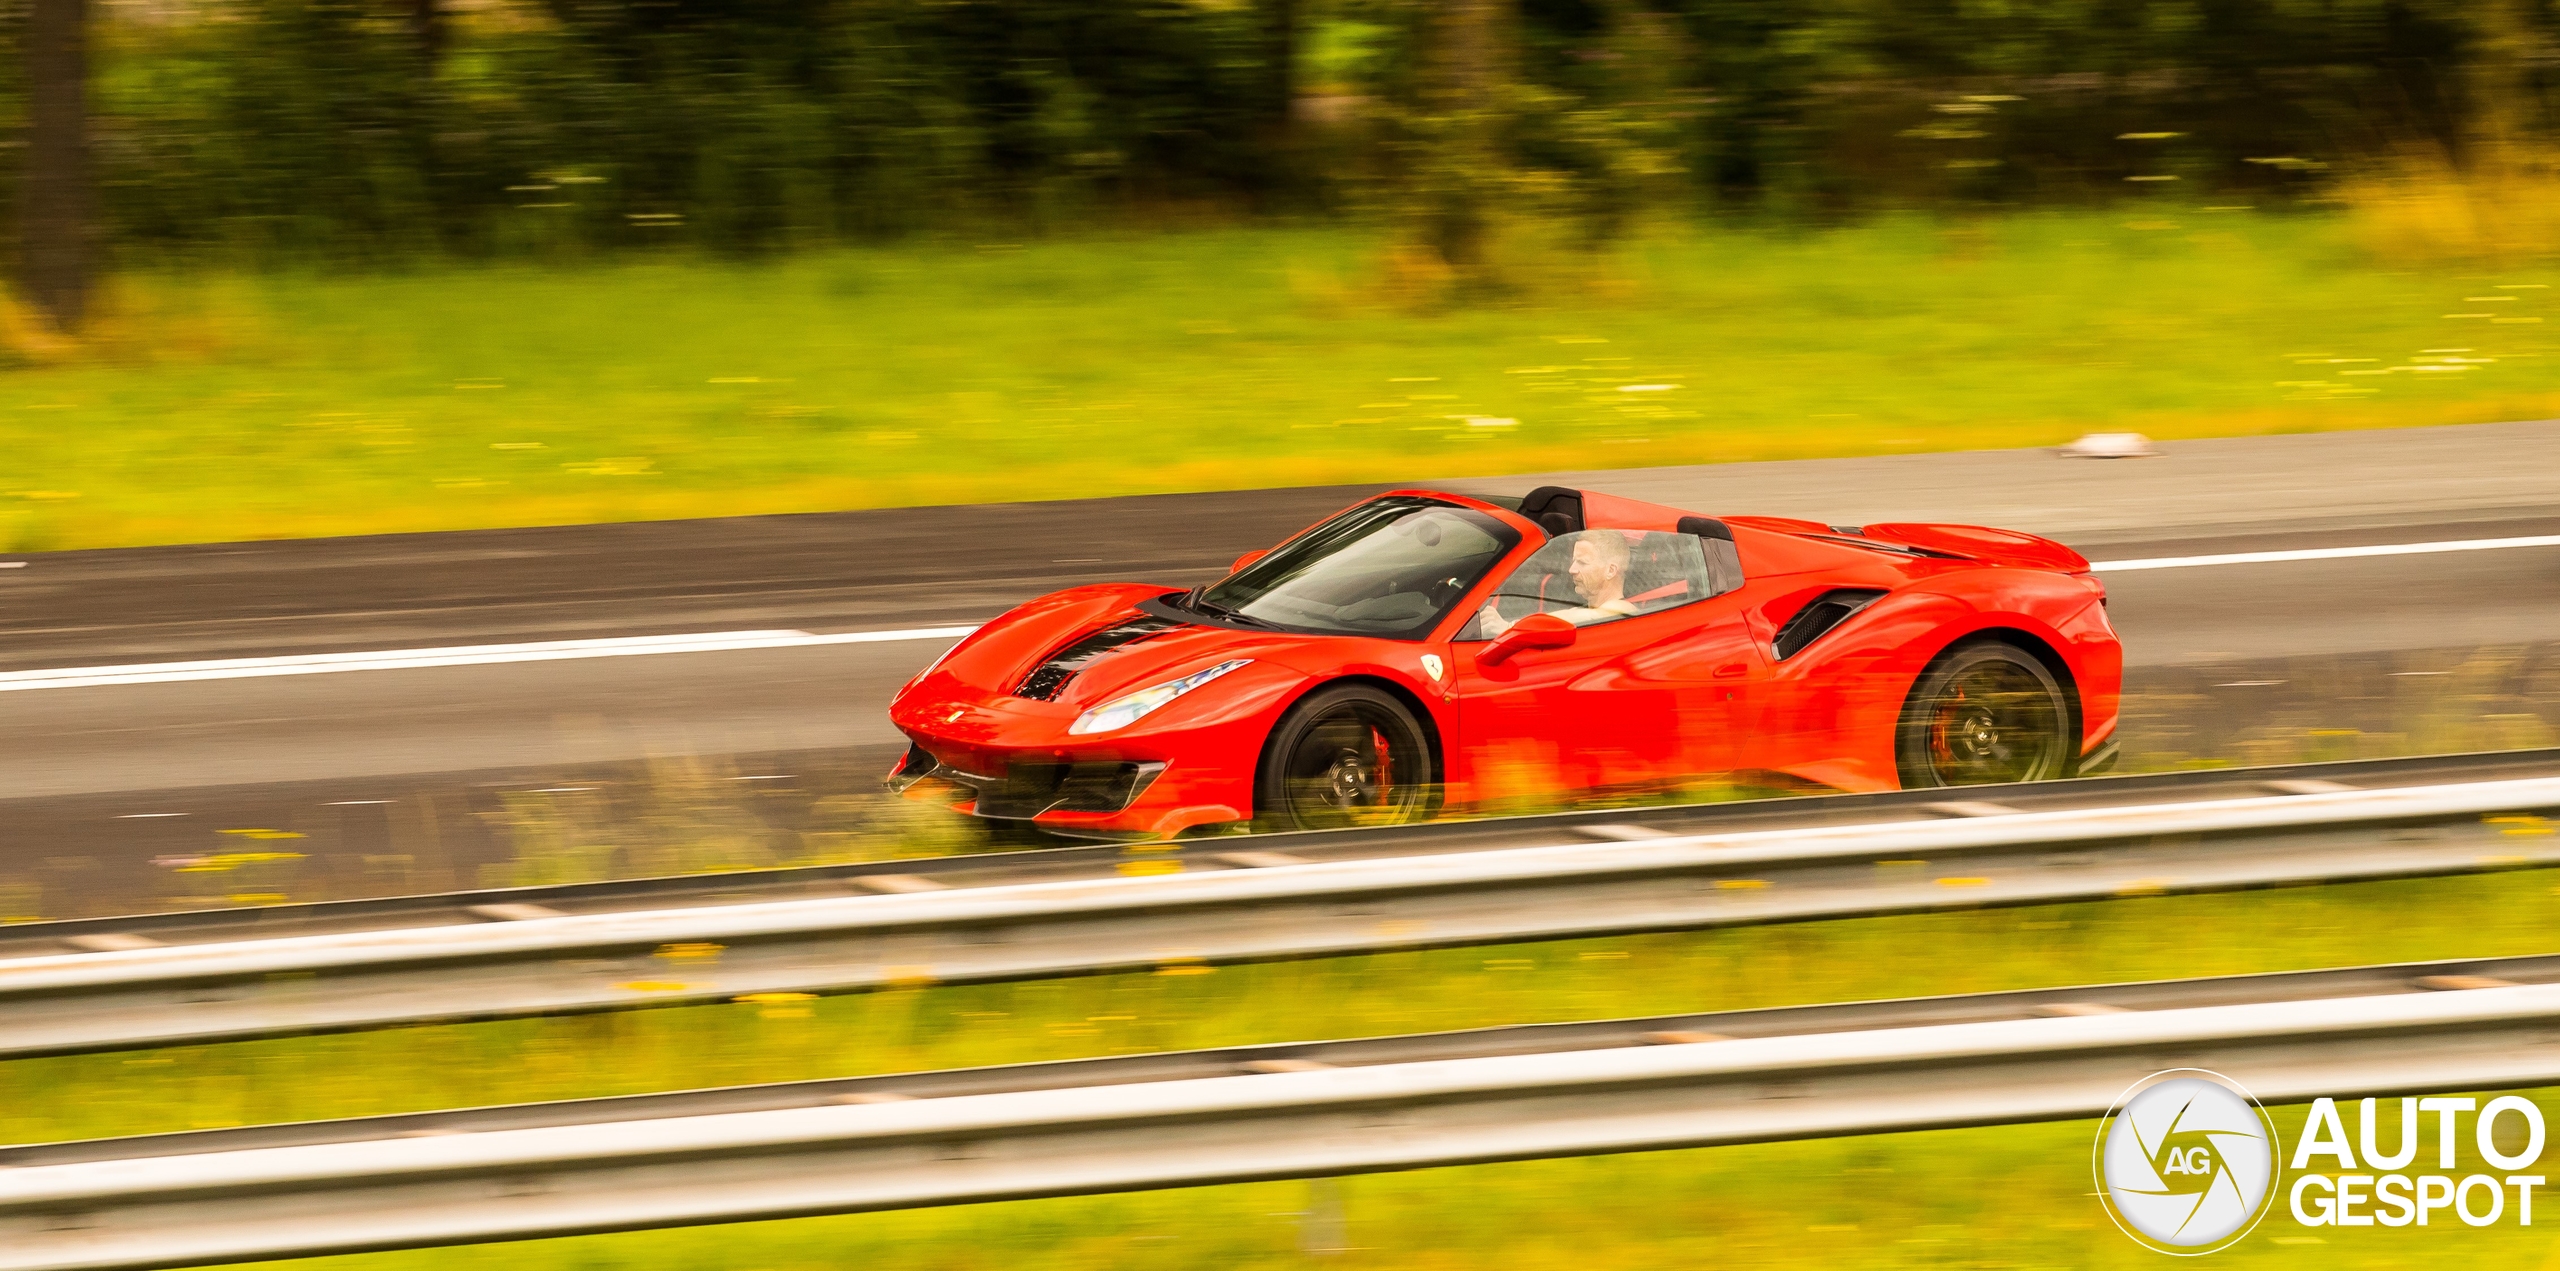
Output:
left=1771, top=589, right=1887, bottom=660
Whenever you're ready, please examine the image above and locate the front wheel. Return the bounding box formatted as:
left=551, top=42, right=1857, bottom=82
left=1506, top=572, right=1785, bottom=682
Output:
left=1257, top=684, right=1437, bottom=832
left=1895, top=640, right=2074, bottom=788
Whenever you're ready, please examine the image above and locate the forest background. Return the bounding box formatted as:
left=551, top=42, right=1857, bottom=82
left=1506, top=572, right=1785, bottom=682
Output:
left=15, top=0, right=2549, bottom=268
left=5, top=0, right=2559, bottom=548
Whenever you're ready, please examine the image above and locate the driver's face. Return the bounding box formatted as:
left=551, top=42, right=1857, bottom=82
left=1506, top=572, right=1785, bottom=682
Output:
left=1568, top=538, right=1622, bottom=603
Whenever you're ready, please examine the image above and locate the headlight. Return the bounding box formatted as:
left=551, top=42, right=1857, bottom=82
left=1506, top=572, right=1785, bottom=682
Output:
left=1069, top=660, right=1252, bottom=736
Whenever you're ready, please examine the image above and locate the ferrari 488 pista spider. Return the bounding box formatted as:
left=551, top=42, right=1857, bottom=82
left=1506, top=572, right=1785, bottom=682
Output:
left=887, top=485, right=2122, bottom=836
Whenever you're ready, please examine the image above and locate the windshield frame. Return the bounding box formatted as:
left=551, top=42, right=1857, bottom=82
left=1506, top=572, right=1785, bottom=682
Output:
left=1158, top=495, right=1525, bottom=641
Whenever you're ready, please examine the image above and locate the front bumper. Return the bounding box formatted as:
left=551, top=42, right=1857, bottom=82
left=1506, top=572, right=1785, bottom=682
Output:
left=884, top=725, right=1256, bottom=838
left=887, top=744, right=1169, bottom=819
left=887, top=652, right=1309, bottom=837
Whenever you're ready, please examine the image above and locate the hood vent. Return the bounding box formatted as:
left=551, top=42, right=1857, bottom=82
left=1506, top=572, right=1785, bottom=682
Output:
left=1015, top=615, right=1184, bottom=701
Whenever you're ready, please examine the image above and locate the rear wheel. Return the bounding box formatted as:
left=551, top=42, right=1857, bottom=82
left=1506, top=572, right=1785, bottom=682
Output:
left=1257, top=684, right=1437, bottom=832
left=1895, top=640, right=2074, bottom=788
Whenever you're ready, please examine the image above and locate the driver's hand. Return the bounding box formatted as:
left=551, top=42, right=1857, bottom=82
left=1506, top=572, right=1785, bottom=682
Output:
left=1478, top=602, right=1509, bottom=638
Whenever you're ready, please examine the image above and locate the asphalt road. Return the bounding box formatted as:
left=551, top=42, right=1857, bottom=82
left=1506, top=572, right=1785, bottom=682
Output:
left=3, top=420, right=2555, bottom=918
left=10, top=512, right=2555, bottom=799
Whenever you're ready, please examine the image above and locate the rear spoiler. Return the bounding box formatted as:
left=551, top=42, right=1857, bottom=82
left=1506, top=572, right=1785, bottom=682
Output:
left=1858, top=522, right=2090, bottom=573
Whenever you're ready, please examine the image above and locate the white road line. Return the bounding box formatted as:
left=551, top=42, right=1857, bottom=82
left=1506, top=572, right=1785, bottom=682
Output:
left=2089, top=533, right=2560, bottom=572
left=0, top=627, right=979, bottom=693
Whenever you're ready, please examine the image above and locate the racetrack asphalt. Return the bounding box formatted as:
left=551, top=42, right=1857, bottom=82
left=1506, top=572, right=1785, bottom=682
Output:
left=2, top=419, right=2555, bottom=917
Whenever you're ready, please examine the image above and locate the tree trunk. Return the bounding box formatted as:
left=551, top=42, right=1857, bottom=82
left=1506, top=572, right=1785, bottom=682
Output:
left=22, top=0, right=90, bottom=333
left=1442, top=0, right=1495, bottom=113
left=1251, top=0, right=1299, bottom=201
left=1425, top=0, right=1504, bottom=270
left=2466, top=0, right=2539, bottom=167
left=411, top=0, right=445, bottom=68
left=1261, top=0, right=1296, bottom=135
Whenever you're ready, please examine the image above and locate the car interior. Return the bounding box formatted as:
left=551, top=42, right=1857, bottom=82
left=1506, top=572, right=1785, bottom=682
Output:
left=1513, top=485, right=1747, bottom=605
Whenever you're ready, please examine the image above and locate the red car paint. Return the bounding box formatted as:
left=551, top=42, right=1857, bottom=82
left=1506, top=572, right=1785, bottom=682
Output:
left=887, top=487, right=2123, bottom=837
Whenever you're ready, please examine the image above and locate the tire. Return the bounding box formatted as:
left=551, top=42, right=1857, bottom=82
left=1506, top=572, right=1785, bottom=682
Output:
left=1895, top=640, right=2075, bottom=788
left=1257, top=684, right=1438, bottom=832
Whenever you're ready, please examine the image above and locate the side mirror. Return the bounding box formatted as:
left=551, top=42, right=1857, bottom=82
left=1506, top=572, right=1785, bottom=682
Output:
left=1478, top=612, right=1577, bottom=667
left=1229, top=549, right=1267, bottom=575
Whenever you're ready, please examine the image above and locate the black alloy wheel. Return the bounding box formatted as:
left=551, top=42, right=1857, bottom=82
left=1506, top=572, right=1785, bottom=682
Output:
left=1895, top=640, right=2074, bottom=788
left=1258, top=684, right=1437, bottom=832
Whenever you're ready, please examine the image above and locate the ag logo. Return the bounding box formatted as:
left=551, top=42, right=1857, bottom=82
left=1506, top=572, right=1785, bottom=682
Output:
left=2095, top=1070, right=2280, bottom=1253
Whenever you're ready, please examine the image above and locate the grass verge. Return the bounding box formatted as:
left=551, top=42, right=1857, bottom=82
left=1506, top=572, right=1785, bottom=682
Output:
left=6, top=212, right=2558, bottom=551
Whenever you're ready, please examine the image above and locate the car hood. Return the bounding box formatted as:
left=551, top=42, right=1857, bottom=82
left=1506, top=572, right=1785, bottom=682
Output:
left=931, top=586, right=1322, bottom=710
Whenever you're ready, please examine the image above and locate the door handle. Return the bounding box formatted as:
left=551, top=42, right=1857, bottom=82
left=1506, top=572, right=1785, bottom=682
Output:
left=1713, top=663, right=1748, bottom=679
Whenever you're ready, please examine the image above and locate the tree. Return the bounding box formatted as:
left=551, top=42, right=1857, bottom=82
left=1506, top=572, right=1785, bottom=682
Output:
left=1251, top=0, right=1333, bottom=208
left=21, top=0, right=90, bottom=332
left=1261, top=0, right=1300, bottom=141
left=411, top=0, right=446, bottom=67
left=2463, top=0, right=2545, bottom=165
left=1395, top=0, right=1509, bottom=275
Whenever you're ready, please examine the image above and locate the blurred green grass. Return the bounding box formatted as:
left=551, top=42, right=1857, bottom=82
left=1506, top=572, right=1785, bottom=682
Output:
left=16, top=869, right=2559, bottom=1267
left=6, top=212, right=2557, bottom=551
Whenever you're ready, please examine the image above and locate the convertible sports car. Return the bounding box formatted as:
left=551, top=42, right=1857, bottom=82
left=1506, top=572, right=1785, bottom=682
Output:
left=887, top=485, right=2122, bottom=837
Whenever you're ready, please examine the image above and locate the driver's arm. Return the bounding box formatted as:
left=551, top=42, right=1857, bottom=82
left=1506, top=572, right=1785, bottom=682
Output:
left=1552, top=598, right=1638, bottom=627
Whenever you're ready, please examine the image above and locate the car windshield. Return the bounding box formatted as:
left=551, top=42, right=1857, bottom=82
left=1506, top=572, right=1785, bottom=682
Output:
left=1191, top=496, right=1519, bottom=639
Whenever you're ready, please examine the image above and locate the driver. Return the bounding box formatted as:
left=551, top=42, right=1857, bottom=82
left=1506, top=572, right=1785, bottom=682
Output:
left=1477, top=531, right=1637, bottom=637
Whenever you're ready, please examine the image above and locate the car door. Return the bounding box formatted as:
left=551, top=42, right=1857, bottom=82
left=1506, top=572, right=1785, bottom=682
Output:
left=1446, top=531, right=1767, bottom=799
left=1608, top=591, right=1767, bottom=780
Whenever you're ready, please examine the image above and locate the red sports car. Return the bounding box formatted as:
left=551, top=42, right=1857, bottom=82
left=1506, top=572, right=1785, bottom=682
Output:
left=888, top=485, right=2122, bottom=837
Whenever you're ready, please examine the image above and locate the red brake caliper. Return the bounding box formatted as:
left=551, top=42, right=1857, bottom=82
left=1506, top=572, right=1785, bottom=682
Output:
left=1933, top=686, right=1966, bottom=761
left=1372, top=728, right=1392, bottom=803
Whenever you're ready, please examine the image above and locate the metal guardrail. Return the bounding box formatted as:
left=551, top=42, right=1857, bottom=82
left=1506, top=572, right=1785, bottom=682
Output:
left=5, top=957, right=2559, bottom=1270
left=0, top=764, right=2554, bottom=1058
left=15, top=949, right=2558, bottom=1164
